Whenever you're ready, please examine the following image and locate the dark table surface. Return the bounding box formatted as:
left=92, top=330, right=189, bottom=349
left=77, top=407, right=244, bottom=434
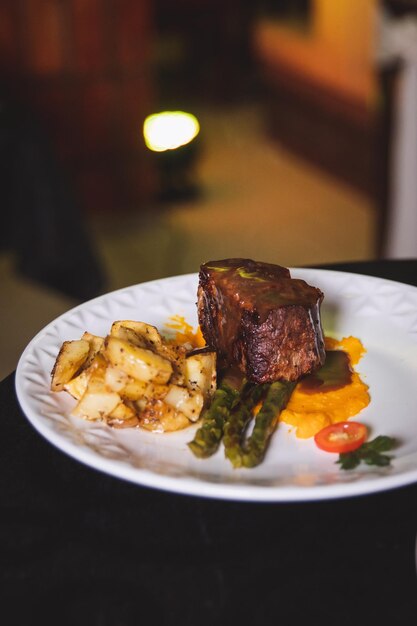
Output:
left=2, top=259, right=417, bottom=625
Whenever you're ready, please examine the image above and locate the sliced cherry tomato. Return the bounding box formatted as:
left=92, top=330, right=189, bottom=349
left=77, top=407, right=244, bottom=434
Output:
left=314, top=421, right=367, bottom=454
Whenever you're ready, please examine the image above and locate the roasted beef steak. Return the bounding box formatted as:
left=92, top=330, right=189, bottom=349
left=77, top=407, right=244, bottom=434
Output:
left=197, top=258, right=325, bottom=383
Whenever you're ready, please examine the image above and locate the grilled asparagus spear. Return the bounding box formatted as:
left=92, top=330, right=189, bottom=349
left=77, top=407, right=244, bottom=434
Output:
left=187, top=371, right=243, bottom=458
left=240, top=380, right=296, bottom=468
left=223, top=383, right=270, bottom=468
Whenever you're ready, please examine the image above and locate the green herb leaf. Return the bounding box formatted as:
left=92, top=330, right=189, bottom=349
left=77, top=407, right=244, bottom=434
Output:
left=362, top=450, right=391, bottom=467
left=337, top=435, right=396, bottom=471
left=337, top=451, right=361, bottom=470
left=362, top=435, right=395, bottom=453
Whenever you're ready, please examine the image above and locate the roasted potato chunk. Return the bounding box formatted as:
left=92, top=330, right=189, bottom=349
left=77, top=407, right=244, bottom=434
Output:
left=139, top=399, right=190, bottom=432
left=81, top=332, right=105, bottom=366
left=184, top=350, right=217, bottom=398
left=164, top=384, right=204, bottom=422
left=63, top=368, right=91, bottom=400
left=104, top=366, right=131, bottom=392
left=71, top=372, right=121, bottom=420
left=111, top=320, right=163, bottom=349
left=104, top=336, right=173, bottom=384
left=51, top=339, right=90, bottom=391
left=111, top=320, right=186, bottom=370
left=120, top=377, right=148, bottom=401
left=51, top=318, right=216, bottom=432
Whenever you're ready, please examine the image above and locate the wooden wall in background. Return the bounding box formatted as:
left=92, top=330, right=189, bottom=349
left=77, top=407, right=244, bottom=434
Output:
left=0, top=0, right=155, bottom=213
left=252, top=0, right=380, bottom=200
left=260, top=62, right=379, bottom=200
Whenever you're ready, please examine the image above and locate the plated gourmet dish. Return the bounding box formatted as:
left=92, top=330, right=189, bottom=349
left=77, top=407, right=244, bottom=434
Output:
left=51, top=258, right=392, bottom=470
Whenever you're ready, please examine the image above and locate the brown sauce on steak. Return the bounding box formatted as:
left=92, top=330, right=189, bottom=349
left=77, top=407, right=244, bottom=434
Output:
left=198, top=258, right=326, bottom=383
left=298, top=350, right=352, bottom=393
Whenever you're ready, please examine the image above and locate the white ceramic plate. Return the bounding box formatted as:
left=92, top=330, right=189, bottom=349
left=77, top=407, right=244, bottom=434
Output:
left=15, top=269, right=417, bottom=501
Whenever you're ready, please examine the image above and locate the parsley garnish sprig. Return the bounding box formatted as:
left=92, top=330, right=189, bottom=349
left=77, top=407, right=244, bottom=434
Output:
left=337, top=435, right=396, bottom=470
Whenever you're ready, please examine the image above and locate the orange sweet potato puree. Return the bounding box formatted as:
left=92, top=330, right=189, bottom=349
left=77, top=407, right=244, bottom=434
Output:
left=165, top=315, right=206, bottom=348
left=279, top=336, right=370, bottom=439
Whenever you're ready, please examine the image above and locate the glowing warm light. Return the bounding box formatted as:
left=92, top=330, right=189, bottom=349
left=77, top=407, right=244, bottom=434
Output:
left=143, top=111, right=200, bottom=152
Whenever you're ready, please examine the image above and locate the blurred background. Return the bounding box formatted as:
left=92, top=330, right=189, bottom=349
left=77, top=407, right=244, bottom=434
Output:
left=0, top=0, right=415, bottom=379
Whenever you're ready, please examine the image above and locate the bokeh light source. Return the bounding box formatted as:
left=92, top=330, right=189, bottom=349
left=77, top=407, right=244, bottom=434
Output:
left=143, top=111, right=202, bottom=202
left=143, top=111, right=200, bottom=152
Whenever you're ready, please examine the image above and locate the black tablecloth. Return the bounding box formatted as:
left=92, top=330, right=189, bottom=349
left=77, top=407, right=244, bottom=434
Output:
left=2, top=260, right=417, bottom=625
